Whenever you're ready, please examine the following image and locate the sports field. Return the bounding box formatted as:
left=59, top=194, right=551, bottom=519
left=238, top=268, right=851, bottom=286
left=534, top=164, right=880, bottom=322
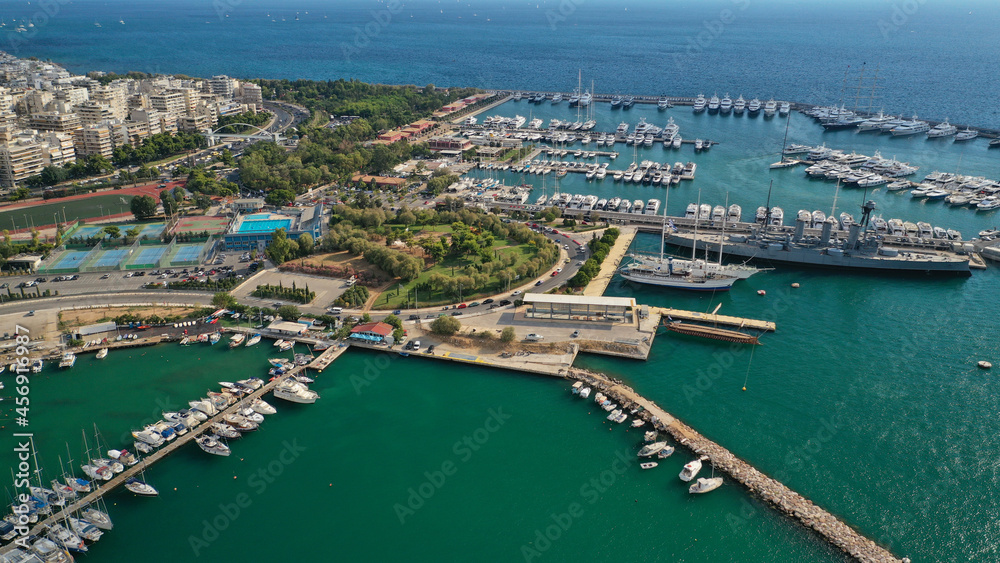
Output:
left=0, top=194, right=136, bottom=232
left=65, top=221, right=166, bottom=241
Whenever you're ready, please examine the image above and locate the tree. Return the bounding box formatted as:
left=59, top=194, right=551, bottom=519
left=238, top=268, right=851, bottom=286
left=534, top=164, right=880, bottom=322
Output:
left=102, top=226, right=121, bottom=240
left=277, top=304, right=301, bottom=321
left=500, top=327, right=516, bottom=343
left=297, top=232, right=314, bottom=256
left=212, top=292, right=237, bottom=309
left=265, top=189, right=296, bottom=207
left=130, top=195, right=157, bottom=219
left=383, top=314, right=403, bottom=330
left=160, top=190, right=178, bottom=216
left=430, top=315, right=461, bottom=336
left=265, top=228, right=295, bottom=264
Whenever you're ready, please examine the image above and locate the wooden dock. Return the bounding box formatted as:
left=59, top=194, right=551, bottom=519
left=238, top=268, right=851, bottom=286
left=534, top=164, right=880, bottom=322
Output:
left=76, top=335, right=163, bottom=354
left=650, top=306, right=776, bottom=332
left=308, top=344, right=351, bottom=371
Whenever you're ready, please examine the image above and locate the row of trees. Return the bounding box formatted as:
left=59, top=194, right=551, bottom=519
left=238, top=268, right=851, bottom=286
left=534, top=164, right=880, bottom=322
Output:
left=111, top=131, right=206, bottom=167
left=333, top=285, right=370, bottom=308
left=24, top=154, right=115, bottom=189
left=250, top=282, right=316, bottom=304
left=568, top=228, right=621, bottom=288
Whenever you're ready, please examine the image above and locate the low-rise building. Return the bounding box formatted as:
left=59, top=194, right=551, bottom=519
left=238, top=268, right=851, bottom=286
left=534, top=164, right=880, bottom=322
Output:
left=349, top=322, right=393, bottom=343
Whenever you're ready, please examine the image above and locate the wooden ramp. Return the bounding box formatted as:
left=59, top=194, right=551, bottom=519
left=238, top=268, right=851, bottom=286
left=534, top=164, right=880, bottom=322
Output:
left=650, top=306, right=776, bottom=332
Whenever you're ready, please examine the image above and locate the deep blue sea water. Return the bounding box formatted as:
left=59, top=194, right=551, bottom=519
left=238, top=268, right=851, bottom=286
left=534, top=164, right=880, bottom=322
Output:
left=5, top=0, right=1000, bottom=127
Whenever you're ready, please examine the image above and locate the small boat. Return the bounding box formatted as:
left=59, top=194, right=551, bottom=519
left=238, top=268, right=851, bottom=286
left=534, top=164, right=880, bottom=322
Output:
left=638, top=442, right=668, bottom=457
left=246, top=334, right=263, bottom=347
left=656, top=446, right=675, bottom=458
left=278, top=340, right=294, bottom=351
left=689, top=476, right=724, bottom=494
left=211, top=422, right=241, bottom=439
left=680, top=456, right=708, bottom=482
left=639, top=462, right=658, bottom=470
left=644, top=431, right=658, bottom=442
left=64, top=476, right=92, bottom=493
left=133, top=441, right=153, bottom=454
left=571, top=381, right=583, bottom=394
left=273, top=339, right=286, bottom=348
left=197, top=435, right=232, bottom=456
left=292, top=374, right=314, bottom=384
left=32, top=359, right=44, bottom=373
left=125, top=477, right=158, bottom=496
left=69, top=516, right=104, bottom=542
left=579, top=387, right=591, bottom=399
left=95, top=348, right=108, bottom=359
left=224, top=413, right=259, bottom=432
left=631, top=419, right=645, bottom=428
left=229, top=333, right=246, bottom=348
left=209, top=332, right=221, bottom=345
left=46, top=523, right=86, bottom=553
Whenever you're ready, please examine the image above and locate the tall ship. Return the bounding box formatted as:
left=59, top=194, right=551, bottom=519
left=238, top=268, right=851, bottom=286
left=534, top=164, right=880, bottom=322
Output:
left=665, top=200, right=971, bottom=276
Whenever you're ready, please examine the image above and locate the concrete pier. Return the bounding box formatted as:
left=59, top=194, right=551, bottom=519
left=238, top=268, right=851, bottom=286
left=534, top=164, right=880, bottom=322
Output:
left=583, top=226, right=637, bottom=297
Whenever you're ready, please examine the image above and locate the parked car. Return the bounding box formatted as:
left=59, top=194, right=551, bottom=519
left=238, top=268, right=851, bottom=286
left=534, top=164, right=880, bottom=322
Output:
left=457, top=303, right=467, bottom=309
left=512, top=290, right=522, bottom=296
left=483, top=299, right=494, bottom=304
left=408, top=314, right=420, bottom=320
left=499, top=300, right=512, bottom=306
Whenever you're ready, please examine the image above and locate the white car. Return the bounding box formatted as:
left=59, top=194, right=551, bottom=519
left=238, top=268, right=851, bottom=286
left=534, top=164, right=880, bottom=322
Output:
left=512, top=290, right=522, bottom=296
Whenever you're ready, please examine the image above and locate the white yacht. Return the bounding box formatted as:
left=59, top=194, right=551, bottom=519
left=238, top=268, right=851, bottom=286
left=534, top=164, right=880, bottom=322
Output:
left=733, top=95, right=746, bottom=114
left=747, top=98, right=762, bottom=115
left=679, top=456, right=707, bottom=481
left=59, top=352, right=76, bottom=369
left=95, top=348, right=108, bottom=359
left=763, top=98, right=777, bottom=117
left=778, top=101, right=791, bottom=116
left=954, top=128, right=978, bottom=141
left=890, top=116, right=929, bottom=136
left=727, top=204, right=742, bottom=223
left=926, top=119, right=957, bottom=138
left=273, top=379, right=320, bottom=403
left=707, top=93, right=720, bottom=113
left=719, top=93, right=733, bottom=114
left=692, top=93, right=707, bottom=113
left=689, top=476, right=724, bottom=494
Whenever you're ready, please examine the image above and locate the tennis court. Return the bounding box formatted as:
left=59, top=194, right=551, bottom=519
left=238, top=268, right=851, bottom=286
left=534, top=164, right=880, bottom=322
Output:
left=91, top=248, right=130, bottom=268
left=67, top=225, right=108, bottom=239
left=129, top=245, right=167, bottom=266
left=136, top=222, right=166, bottom=238
left=50, top=250, right=90, bottom=270
left=172, top=244, right=204, bottom=262
left=172, top=216, right=230, bottom=235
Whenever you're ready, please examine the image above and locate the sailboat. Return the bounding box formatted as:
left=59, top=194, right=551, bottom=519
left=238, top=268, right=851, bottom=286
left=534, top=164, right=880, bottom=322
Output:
left=618, top=190, right=738, bottom=291
left=770, top=112, right=798, bottom=169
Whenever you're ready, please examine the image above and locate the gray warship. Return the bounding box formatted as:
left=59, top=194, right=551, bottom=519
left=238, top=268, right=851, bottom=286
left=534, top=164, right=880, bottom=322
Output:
left=665, top=200, right=972, bottom=276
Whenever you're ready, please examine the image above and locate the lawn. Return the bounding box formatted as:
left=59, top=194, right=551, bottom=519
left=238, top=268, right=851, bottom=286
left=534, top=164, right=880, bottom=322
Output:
left=0, top=193, right=137, bottom=231
left=372, top=239, right=542, bottom=310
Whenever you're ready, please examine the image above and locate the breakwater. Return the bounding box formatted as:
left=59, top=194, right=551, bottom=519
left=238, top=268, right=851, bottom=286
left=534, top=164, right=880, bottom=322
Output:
left=566, top=367, right=902, bottom=563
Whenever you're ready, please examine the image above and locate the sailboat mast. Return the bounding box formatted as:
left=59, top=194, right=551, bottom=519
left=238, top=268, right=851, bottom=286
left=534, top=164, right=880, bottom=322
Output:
left=831, top=178, right=841, bottom=219
left=659, top=179, right=669, bottom=261
left=762, top=180, right=773, bottom=234
left=693, top=189, right=701, bottom=261
left=720, top=192, right=728, bottom=265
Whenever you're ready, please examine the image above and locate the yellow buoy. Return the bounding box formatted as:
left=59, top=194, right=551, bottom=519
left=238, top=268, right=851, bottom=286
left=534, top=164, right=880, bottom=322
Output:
left=742, top=387, right=746, bottom=391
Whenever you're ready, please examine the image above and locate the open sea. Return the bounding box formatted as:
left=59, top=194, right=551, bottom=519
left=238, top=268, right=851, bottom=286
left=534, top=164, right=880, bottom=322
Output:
left=3, top=1, right=1000, bottom=561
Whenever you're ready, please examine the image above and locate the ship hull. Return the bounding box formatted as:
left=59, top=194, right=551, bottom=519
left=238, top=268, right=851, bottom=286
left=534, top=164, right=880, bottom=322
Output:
left=666, top=233, right=971, bottom=276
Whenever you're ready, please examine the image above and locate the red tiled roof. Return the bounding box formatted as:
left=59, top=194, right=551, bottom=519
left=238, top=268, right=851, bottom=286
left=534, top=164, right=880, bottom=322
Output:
left=350, top=322, right=393, bottom=337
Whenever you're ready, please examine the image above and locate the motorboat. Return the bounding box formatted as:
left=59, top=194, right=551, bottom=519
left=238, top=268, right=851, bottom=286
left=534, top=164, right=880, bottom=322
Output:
left=679, top=456, right=707, bottom=481
left=133, top=441, right=153, bottom=455
left=251, top=397, right=277, bottom=415
left=81, top=463, right=113, bottom=481
left=954, top=128, right=978, bottom=141
left=32, top=359, right=44, bottom=373
left=631, top=419, right=645, bottom=428
left=189, top=399, right=218, bottom=417
left=229, top=333, right=246, bottom=347
left=224, top=413, right=259, bottom=432
left=95, top=348, right=108, bottom=359
left=64, top=476, right=92, bottom=493
left=926, top=119, right=957, bottom=138
left=640, top=462, right=658, bottom=470
left=579, top=387, right=591, bottom=399
left=692, top=93, right=707, bottom=113
left=209, top=332, right=221, bottom=345
left=197, top=435, right=232, bottom=456
left=125, top=477, right=158, bottom=496
left=638, top=442, right=669, bottom=457
left=689, top=476, right=724, bottom=494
